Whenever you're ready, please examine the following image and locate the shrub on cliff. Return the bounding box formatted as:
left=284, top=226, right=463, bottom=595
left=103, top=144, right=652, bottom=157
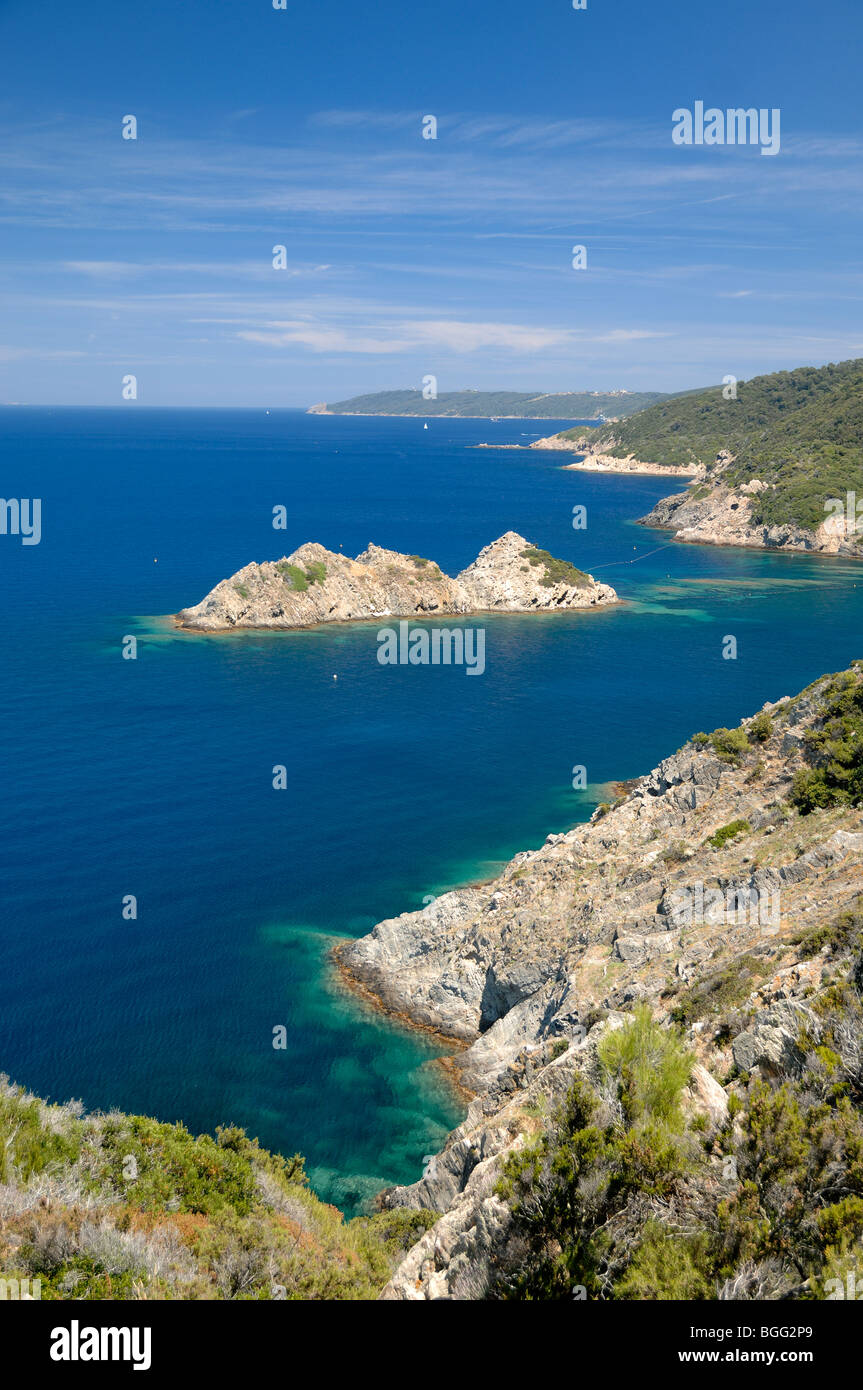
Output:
left=495, top=942, right=863, bottom=1301
left=598, top=1006, right=693, bottom=1129
left=709, top=727, right=751, bottom=765
left=706, top=819, right=751, bottom=850
left=494, top=1012, right=694, bottom=1298
left=520, top=546, right=589, bottom=589
left=790, top=669, right=863, bottom=812
left=748, top=712, right=773, bottom=743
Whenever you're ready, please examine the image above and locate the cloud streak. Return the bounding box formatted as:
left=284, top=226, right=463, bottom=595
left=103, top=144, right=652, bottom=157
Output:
left=236, top=318, right=666, bottom=355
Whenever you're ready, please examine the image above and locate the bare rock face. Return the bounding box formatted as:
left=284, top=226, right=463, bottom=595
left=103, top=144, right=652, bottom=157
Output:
left=640, top=479, right=863, bottom=556
left=456, top=532, right=614, bottom=611
left=343, top=680, right=863, bottom=1087
left=175, top=532, right=617, bottom=631
left=338, top=668, right=863, bottom=1298
left=683, top=1062, right=730, bottom=1133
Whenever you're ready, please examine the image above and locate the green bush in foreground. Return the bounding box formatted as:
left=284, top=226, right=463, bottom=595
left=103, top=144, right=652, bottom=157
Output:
left=496, top=907, right=863, bottom=1300
left=495, top=1009, right=693, bottom=1299
left=0, top=1077, right=427, bottom=1301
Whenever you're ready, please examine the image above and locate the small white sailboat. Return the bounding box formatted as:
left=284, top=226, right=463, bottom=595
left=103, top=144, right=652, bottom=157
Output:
left=423, top=422, right=428, bottom=429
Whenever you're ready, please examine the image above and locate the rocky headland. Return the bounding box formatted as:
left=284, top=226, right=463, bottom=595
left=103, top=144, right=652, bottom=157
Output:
left=639, top=458, right=863, bottom=556
left=529, top=360, right=863, bottom=558
left=175, top=532, right=617, bottom=631
left=530, top=433, right=701, bottom=478
left=6, top=656, right=863, bottom=1301
left=337, top=664, right=863, bottom=1297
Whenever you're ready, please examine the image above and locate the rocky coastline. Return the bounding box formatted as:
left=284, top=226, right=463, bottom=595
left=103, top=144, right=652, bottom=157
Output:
left=528, top=429, right=863, bottom=556
left=639, top=477, right=863, bottom=556
left=175, top=531, right=618, bottom=632
left=337, top=667, right=863, bottom=1297
left=529, top=432, right=702, bottom=477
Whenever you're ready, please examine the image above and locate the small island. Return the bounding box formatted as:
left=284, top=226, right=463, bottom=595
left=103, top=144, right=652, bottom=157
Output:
left=175, top=531, right=618, bottom=631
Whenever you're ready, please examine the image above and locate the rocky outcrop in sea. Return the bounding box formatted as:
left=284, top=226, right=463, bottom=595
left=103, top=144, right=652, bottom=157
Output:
left=175, top=532, right=617, bottom=631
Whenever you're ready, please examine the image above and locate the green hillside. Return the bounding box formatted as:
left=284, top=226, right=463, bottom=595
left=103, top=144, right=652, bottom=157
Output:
left=0, top=1075, right=432, bottom=1300
left=315, top=388, right=671, bottom=419
left=559, top=359, right=863, bottom=531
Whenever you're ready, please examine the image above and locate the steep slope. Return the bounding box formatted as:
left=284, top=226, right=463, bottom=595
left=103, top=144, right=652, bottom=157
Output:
left=338, top=663, right=863, bottom=1297
left=0, top=1083, right=434, bottom=1300
left=531, top=359, right=863, bottom=555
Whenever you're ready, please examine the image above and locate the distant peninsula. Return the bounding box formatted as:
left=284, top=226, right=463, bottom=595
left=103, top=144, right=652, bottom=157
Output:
left=307, top=388, right=672, bottom=420
left=530, top=358, right=863, bottom=557
left=175, top=532, right=617, bottom=632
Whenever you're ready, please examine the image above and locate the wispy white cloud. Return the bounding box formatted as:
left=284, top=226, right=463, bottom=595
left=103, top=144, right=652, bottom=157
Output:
left=236, top=317, right=665, bottom=355
left=63, top=259, right=332, bottom=280
left=2, top=109, right=862, bottom=237
left=2, top=107, right=862, bottom=399
left=0, top=345, right=86, bottom=361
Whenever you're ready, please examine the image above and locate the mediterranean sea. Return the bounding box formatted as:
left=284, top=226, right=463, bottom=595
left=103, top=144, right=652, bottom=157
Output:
left=2, top=407, right=861, bottom=1214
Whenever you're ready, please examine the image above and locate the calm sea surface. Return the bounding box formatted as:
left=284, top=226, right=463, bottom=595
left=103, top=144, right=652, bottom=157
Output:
left=2, top=408, right=861, bottom=1213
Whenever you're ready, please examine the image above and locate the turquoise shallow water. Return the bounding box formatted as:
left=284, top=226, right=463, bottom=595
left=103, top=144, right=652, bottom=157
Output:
left=2, top=407, right=862, bottom=1214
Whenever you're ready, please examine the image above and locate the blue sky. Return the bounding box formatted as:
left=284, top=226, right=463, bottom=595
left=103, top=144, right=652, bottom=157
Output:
left=1, top=0, right=861, bottom=404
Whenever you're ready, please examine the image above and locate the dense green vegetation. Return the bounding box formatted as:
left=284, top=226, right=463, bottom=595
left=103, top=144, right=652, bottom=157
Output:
left=791, top=666, right=863, bottom=812
left=521, top=546, right=590, bottom=589
left=496, top=936, right=863, bottom=1300
left=558, top=359, right=863, bottom=531
left=0, top=1082, right=433, bottom=1299
left=275, top=560, right=328, bottom=592
left=320, top=388, right=672, bottom=419
left=692, top=725, right=752, bottom=765
left=495, top=1008, right=697, bottom=1298
left=749, top=712, right=774, bottom=743
left=304, top=560, right=327, bottom=586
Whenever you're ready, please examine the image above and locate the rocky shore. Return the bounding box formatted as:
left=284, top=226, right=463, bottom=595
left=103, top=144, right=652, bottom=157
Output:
left=639, top=476, right=863, bottom=556
left=175, top=532, right=617, bottom=631
left=530, top=433, right=702, bottom=477
left=337, top=666, right=863, bottom=1297
left=530, top=429, right=863, bottom=556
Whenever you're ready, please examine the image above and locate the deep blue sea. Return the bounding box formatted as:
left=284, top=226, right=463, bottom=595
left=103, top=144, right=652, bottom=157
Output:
left=2, top=408, right=862, bottom=1215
